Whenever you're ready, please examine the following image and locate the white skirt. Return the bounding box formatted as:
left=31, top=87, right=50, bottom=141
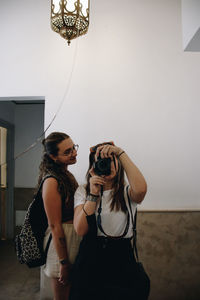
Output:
left=43, top=223, right=82, bottom=278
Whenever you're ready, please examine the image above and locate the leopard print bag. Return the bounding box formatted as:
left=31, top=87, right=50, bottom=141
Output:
left=15, top=175, right=56, bottom=268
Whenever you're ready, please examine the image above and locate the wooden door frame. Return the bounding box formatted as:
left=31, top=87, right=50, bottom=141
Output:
left=0, top=119, right=14, bottom=239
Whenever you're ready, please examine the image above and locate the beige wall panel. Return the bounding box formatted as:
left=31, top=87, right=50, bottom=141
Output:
left=137, top=211, right=200, bottom=300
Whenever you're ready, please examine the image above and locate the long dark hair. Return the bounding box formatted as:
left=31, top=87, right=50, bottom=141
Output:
left=85, top=143, right=126, bottom=212
left=37, top=132, right=78, bottom=204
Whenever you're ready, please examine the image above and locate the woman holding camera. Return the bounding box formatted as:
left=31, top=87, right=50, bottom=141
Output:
left=69, top=142, right=149, bottom=300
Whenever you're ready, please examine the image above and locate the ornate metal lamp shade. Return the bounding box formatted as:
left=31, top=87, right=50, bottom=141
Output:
left=51, top=0, right=90, bottom=45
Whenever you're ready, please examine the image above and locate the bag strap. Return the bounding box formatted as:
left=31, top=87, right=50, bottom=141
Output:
left=37, top=174, right=58, bottom=195
left=126, top=185, right=139, bottom=262
left=36, top=175, right=58, bottom=253
left=44, top=233, right=52, bottom=255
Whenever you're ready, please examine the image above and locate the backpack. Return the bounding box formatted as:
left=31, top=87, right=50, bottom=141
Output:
left=15, top=175, right=57, bottom=268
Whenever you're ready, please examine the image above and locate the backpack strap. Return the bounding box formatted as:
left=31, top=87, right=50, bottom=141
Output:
left=37, top=174, right=58, bottom=193
left=36, top=175, right=59, bottom=254
left=126, top=185, right=139, bottom=262
left=44, top=233, right=52, bottom=256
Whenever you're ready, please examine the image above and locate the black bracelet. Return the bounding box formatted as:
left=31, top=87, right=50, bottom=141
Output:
left=82, top=205, right=89, bottom=216
left=118, top=151, right=125, bottom=158
left=89, top=193, right=99, bottom=197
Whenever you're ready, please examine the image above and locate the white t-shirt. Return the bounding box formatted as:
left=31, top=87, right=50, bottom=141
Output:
left=74, top=185, right=137, bottom=238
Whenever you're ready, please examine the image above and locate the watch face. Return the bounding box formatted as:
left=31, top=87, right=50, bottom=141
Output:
left=60, top=259, right=68, bottom=265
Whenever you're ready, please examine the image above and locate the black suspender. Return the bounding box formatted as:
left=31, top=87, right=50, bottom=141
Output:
left=96, top=187, right=130, bottom=239
left=126, top=185, right=139, bottom=262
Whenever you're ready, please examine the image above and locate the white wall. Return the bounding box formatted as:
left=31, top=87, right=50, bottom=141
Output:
left=0, top=0, right=200, bottom=210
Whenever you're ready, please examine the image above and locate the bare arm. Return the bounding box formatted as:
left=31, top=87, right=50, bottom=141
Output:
left=42, top=177, right=70, bottom=284
left=118, top=151, right=147, bottom=203
left=73, top=201, right=96, bottom=236
left=73, top=176, right=105, bottom=236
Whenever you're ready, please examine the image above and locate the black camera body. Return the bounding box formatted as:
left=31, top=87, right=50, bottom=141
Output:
left=93, top=155, right=111, bottom=176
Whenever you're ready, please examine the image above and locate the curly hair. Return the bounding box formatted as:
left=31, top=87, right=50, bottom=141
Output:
left=85, top=143, right=126, bottom=213
left=36, top=132, right=78, bottom=205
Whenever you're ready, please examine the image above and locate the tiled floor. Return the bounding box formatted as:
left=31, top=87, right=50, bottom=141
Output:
left=0, top=240, right=40, bottom=300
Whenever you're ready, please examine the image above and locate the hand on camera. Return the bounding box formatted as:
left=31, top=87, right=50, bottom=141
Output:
left=89, top=168, right=106, bottom=195
left=96, top=144, right=122, bottom=159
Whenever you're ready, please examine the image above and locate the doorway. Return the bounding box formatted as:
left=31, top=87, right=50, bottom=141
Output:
left=0, top=120, right=14, bottom=240
left=0, top=126, right=7, bottom=239
left=0, top=98, right=44, bottom=239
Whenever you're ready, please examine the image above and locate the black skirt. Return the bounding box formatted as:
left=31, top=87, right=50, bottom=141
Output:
left=69, top=236, right=146, bottom=300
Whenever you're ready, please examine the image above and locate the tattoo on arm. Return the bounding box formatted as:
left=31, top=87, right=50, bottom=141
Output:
left=59, top=237, right=66, bottom=246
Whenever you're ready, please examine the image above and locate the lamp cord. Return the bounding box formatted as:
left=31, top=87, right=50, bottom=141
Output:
left=0, top=38, right=79, bottom=167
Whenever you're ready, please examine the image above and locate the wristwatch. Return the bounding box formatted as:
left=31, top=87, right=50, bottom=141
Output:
left=86, top=194, right=99, bottom=202
left=60, top=259, right=69, bottom=265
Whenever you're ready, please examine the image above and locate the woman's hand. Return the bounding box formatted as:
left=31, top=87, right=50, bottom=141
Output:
left=89, top=168, right=106, bottom=195
left=59, top=263, right=72, bottom=286
left=96, top=144, right=123, bottom=159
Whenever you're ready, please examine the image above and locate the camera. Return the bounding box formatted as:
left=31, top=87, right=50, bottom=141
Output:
left=93, top=154, right=111, bottom=176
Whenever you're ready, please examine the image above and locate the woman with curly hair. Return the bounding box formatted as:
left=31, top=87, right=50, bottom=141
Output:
left=38, top=132, right=81, bottom=300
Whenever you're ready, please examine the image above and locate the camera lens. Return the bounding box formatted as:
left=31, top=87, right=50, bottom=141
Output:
left=93, top=157, right=111, bottom=176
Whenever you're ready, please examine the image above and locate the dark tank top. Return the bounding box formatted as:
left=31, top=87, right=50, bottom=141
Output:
left=61, top=193, right=74, bottom=222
